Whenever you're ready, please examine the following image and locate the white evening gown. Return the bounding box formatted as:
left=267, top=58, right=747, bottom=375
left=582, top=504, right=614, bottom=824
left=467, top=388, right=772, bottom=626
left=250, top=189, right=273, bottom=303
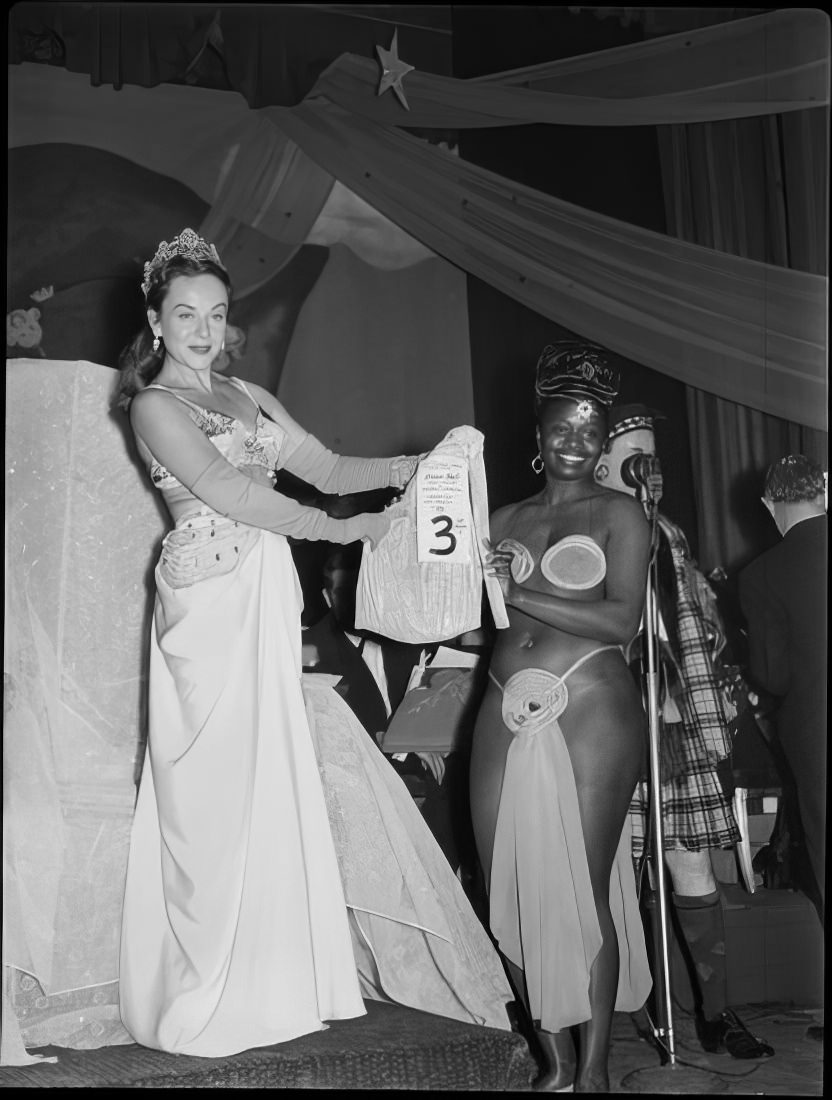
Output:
left=119, top=519, right=512, bottom=1057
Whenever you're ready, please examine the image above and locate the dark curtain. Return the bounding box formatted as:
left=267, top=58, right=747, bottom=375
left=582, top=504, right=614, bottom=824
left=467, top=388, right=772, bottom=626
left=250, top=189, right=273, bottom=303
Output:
left=8, top=2, right=218, bottom=89
left=658, top=108, right=829, bottom=573
left=8, top=2, right=453, bottom=103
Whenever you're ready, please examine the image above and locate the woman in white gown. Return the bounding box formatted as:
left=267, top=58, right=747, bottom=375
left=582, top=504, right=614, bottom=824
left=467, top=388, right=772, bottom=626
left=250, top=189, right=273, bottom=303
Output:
left=116, top=229, right=513, bottom=1057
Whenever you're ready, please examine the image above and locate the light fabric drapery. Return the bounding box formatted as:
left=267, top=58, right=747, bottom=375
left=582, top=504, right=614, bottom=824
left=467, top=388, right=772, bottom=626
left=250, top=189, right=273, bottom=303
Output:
left=9, top=6, right=828, bottom=429
left=474, top=8, right=824, bottom=98
left=2, top=361, right=507, bottom=1063
left=4, top=360, right=167, bottom=1059
left=310, top=9, right=829, bottom=127
left=6, top=64, right=331, bottom=295
left=271, top=98, right=825, bottom=430
left=7, top=63, right=475, bottom=460
left=8, top=64, right=257, bottom=213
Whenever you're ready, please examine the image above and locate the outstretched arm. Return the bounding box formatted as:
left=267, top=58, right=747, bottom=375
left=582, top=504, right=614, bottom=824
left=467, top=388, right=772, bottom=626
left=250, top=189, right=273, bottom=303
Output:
left=241, top=380, right=418, bottom=493
left=492, top=495, right=651, bottom=645
left=131, top=389, right=389, bottom=546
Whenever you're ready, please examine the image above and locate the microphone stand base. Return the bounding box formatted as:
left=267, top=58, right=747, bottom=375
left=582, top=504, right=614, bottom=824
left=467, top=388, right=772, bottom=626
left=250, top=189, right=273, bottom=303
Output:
left=621, top=1063, right=724, bottom=1093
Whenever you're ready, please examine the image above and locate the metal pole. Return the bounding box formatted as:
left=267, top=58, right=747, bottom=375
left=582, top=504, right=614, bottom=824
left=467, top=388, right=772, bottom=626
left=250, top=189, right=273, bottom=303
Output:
left=642, top=507, right=676, bottom=1065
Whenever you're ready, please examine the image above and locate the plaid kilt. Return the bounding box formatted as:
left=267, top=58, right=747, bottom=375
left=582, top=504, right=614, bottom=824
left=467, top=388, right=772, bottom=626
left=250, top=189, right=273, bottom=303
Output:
left=629, top=753, right=740, bottom=859
left=629, top=522, right=741, bottom=857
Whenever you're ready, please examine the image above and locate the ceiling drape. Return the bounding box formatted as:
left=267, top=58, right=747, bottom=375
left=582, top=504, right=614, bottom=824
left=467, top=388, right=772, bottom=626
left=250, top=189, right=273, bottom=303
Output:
left=310, top=9, right=828, bottom=127
left=267, top=9, right=825, bottom=429
left=263, top=94, right=825, bottom=428
left=8, top=9, right=828, bottom=428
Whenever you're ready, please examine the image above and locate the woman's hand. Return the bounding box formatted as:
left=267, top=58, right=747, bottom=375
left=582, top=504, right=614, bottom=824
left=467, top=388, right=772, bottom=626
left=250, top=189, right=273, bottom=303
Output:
left=484, top=544, right=517, bottom=604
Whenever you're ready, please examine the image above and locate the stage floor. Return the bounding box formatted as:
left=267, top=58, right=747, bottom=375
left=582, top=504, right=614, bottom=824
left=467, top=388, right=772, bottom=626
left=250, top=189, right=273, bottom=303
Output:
left=610, top=1001, right=822, bottom=1095
left=0, top=999, right=822, bottom=1092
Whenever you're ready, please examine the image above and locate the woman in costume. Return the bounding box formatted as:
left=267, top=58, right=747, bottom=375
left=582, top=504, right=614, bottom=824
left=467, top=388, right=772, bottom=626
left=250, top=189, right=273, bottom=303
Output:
left=115, top=229, right=513, bottom=1058
left=470, top=343, right=653, bottom=1092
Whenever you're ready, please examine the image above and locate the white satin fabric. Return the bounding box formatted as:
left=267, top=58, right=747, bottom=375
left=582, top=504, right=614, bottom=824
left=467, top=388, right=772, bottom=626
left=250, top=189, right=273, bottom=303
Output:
left=355, top=426, right=508, bottom=643
left=119, top=521, right=366, bottom=1056
left=4, top=359, right=513, bottom=1065
left=120, top=518, right=513, bottom=1055
left=119, top=516, right=515, bottom=1057
left=304, top=676, right=513, bottom=1030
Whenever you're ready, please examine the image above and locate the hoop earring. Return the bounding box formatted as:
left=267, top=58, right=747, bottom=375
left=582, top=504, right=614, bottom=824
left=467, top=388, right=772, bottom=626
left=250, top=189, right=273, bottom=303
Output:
left=532, top=453, right=544, bottom=475
left=152, top=335, right=161, bottom=353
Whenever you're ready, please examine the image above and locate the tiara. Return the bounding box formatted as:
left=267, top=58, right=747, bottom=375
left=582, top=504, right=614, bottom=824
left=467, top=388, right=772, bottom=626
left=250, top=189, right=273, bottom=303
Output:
left=142, top=228, right=224, bottom=298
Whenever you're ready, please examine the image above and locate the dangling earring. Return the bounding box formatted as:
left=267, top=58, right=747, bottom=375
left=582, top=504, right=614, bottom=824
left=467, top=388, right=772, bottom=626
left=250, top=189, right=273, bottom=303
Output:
left=152, top=335, right=161, bottom=353
left=221, top=339, right=225, bottom=351
left=532, top=453, right=544, bottom=475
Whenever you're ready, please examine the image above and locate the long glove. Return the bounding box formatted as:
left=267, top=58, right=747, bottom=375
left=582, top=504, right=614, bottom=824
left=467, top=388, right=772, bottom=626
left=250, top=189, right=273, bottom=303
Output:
left=283, top=431, right=417, bottom=494
left=190, top=452, right=391, bottom=545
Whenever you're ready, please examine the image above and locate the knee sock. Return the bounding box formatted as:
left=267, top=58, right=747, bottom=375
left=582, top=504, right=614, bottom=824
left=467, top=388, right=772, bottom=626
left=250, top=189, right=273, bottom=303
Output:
left=673, top=890, right=727, bottom=1022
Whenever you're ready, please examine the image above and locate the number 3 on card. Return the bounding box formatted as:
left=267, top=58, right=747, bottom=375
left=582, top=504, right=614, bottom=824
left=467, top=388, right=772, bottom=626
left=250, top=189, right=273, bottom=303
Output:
left=416, top=456, right=471, bottom=564
left=429, top=514, right=457, bottom=556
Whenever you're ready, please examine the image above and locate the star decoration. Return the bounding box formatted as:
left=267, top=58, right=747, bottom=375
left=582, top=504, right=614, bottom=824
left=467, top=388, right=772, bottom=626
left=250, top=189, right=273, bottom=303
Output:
left=375, top=29, right=414, bottom=110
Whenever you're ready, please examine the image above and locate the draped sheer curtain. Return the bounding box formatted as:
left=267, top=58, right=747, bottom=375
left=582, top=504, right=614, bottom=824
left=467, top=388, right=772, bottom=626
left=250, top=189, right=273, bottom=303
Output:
left=10, top=10, right=828, bottom=431
left=658, top=109, right=829, bottom=572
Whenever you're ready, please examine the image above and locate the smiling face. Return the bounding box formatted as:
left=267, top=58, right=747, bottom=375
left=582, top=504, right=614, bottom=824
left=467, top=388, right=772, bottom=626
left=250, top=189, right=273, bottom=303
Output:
left=149, top=273, right=229, bottom=374
left=536, top=397, right=607, bottom=483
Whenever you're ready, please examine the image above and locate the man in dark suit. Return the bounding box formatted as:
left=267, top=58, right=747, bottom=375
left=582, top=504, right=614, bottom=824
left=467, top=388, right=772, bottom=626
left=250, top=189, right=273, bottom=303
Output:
left=739, top=455, right=827, bottom=927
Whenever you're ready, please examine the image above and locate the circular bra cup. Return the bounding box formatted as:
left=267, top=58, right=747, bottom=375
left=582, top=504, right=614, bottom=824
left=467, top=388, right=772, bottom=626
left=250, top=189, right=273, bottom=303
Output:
left=496, top=538, right=534, bottom=584
left=541, top=535, right=607, bottom=590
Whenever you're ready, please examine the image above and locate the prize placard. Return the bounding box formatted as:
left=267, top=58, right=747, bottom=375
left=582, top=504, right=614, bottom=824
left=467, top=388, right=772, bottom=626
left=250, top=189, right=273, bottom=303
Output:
left=416, top=455, right=471, bottom=564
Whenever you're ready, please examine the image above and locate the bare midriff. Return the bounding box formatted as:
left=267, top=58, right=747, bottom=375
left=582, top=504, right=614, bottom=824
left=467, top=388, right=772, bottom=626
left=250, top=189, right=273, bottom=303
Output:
left=490, top=594, right=620, bottom=691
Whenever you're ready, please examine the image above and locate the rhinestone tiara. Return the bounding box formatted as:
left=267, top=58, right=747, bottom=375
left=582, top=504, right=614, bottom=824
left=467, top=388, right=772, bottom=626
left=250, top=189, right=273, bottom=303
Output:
left=142, top=228, right=224, bottom=298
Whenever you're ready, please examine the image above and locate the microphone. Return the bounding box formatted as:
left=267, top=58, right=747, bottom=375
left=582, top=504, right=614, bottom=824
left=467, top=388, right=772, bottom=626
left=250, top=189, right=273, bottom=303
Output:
left=621, top=453, right=662, bottom=505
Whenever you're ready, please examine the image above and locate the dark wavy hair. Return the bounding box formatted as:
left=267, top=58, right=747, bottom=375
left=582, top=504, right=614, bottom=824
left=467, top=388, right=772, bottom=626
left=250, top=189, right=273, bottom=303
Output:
left=114, top=253, right=245, bottom=411
left=763, top=454, right=826, bottom=503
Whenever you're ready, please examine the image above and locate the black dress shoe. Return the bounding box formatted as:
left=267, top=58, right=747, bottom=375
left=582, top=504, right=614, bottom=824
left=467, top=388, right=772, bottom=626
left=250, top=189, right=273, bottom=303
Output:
left=696, top=1010, right=775, bottom=1059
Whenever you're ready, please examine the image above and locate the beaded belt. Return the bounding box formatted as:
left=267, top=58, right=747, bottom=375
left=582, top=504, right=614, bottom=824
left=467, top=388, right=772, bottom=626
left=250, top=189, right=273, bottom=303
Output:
left=159, top=514, right=255, bottom=589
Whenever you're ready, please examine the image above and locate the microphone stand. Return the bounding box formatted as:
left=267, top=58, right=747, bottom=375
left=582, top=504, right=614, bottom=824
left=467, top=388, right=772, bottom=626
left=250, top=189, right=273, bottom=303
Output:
left=625, top=486, right=722, bottom=1092
left=641, top=495, right=676, bottom=1067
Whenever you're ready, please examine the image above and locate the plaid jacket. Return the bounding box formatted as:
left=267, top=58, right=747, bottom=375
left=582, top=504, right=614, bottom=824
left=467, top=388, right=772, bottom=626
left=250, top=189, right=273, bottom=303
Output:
left=667, top=519, right=736, bottom=764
